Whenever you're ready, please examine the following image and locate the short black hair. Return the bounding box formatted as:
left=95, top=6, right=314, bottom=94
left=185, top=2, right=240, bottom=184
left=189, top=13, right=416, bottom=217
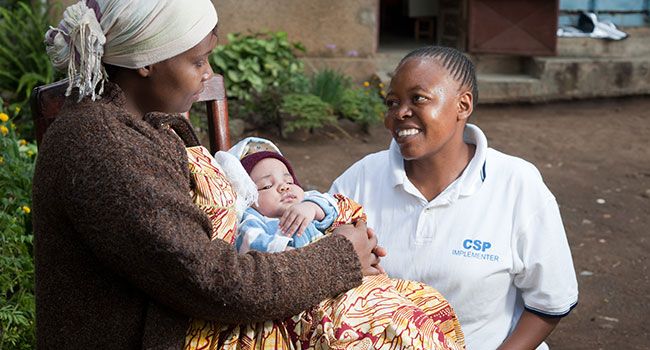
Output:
left=399, top=46, right=478, bottom=109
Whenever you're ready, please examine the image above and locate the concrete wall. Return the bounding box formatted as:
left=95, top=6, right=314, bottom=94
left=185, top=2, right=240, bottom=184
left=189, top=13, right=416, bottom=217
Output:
left=476, top=26, right=650, bottom=103
left=55, top=0, right=380, bottom=81
left=214, top=0, right=377, bottom=57
left=214, top=0, right=379, bottom=81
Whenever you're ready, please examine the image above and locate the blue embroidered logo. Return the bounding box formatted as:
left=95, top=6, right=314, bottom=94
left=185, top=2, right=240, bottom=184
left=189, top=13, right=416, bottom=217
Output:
left=452, top=239, right=499, bottom=261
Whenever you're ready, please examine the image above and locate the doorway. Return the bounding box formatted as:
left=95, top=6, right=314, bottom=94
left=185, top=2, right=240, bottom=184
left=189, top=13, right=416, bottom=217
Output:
left=378, top=0, right=439, bottom=52
left=375, top=0, right=446, bottom=83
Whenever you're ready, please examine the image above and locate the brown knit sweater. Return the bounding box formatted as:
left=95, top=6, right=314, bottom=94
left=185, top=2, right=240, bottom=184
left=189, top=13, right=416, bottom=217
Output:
left=31, top=83, right=363, bottom=349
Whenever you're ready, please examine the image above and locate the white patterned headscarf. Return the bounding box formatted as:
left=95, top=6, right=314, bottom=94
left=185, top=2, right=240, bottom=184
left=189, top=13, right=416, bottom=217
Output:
left=45, top=0, right=218, bottom=101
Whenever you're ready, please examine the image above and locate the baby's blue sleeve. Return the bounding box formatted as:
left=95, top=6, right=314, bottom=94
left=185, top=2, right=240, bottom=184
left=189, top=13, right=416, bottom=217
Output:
left=303, top=191, right=338, bottom=231
left=236, top=208, right=292, bottom=253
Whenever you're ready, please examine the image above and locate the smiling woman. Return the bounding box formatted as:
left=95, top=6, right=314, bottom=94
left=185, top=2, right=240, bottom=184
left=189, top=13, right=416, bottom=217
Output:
left=383, top=55, right=475, bottom=201
left=331, top=46, right=579, bottom=350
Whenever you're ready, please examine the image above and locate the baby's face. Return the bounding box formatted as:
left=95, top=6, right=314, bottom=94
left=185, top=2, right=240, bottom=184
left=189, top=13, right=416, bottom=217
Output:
left=249, top=158, right=305, bottom=218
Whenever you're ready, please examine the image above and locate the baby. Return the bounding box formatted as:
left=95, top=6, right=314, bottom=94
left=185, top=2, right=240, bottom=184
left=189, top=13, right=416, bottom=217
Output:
left=209, top=137, right=465, bottom=350
left=236, top=149, right=363, bottom=253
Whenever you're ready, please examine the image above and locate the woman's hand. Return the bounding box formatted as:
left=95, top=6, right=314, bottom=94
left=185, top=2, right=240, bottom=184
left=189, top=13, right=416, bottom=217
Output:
left=367, top=226, right=386, bottom=274
left=334, top=221, right=385, bottom=276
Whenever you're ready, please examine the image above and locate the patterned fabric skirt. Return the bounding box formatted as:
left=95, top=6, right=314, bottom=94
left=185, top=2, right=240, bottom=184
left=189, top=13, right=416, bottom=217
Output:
left=184, top=146, right=465, bottom=350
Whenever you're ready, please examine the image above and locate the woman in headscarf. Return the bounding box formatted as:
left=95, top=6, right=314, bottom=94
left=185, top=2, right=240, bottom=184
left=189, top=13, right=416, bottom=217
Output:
left=34, top=1, right=465, bottom=349
left=34, top=1, right=380, bottom=348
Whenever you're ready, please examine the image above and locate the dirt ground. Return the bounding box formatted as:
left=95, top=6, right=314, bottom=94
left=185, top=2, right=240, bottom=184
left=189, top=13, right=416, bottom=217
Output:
left=238, top=95, right=650, bottom=349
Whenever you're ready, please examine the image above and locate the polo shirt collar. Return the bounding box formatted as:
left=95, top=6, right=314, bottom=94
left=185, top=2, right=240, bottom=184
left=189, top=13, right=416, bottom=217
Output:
left=388, top=138, right=407, bottom=187
left=459, top=123, right=488, bottom=196
left=388, top=123, right=488, bottom=203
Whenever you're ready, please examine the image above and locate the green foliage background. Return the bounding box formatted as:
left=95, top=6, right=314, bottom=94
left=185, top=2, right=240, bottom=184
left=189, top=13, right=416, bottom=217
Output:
left=0, top=1, right=56, bottom=348
left=209, top=30, right=385, bottom=135
left=0, top=1, right=62, bottom=111
left=0, top=103, right=36, bottom=350
left=210, top=30, right=308, bottom=102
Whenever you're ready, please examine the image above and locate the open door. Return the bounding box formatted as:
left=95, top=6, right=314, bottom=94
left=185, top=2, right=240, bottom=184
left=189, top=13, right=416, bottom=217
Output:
left=467, top=0, right=559, bottom=56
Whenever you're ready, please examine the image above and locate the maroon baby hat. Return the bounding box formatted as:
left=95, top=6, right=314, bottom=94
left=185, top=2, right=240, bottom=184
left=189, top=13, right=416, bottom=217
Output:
left=240, top=151, right=301, bottom=188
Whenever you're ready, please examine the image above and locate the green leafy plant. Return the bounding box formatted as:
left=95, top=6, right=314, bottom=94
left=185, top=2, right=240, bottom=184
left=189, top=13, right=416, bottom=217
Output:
left=244, top=71, right=311, bottom=129
left=209, top=33, right=386, bottom=137
left=279, top=93, right=335, bottom=133
left=0, top=1, right=21, bottom=10
left=0, top=100, right=36, bottom=350
left=210, top=30, right=307, bottom=102
left=310, top=68, right=350, bottom=106
left=208, top=29, right=313, bottom=134
left=336, top=81, right=386, bottom=132
left=0, top=1, right=62, bottom=110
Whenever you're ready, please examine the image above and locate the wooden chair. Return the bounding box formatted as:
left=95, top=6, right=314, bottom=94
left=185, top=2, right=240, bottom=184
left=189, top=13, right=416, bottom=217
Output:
left=30, top=74, right=230, bottom=153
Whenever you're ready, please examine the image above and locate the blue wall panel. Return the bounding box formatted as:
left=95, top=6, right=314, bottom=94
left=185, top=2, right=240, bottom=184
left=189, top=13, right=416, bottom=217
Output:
left=560, top=0, right=649, bottom=26
left=558, top=15, right=576, bottom=26
left=599, top=13, right=649, bottom=26
left=596, top=0, right=645, bottom=11
left=560, top=0, right=592, bottom=10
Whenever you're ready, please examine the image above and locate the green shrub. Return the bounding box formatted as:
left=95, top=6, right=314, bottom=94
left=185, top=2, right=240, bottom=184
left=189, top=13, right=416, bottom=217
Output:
left=244, top=71, right=311, bottom=130
left=279, top=93, right=335, bottom=133
left=209, top=31, right=387, bottom=136
left=210, top=30, right=307, bottom=103
left=310, top=68, right=350, bottom=106
left=209, top=30, right=313, bottom=133
left=0, top=100, right=36, bottom=350
left=336, top=83, right=386, bottom=132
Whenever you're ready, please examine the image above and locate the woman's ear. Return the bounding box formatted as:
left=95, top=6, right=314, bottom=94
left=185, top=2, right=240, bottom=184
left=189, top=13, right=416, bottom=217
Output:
left=457, top=91, right=474, bottom=122
left=136, top=65, right=152, bottom=78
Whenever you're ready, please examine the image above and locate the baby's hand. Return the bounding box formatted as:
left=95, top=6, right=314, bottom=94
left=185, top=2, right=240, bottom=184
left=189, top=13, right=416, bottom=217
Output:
left=278, top=202, right=324, bottom=237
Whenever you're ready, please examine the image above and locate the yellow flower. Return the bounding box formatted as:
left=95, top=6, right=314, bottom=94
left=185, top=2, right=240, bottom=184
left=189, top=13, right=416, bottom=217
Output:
left=11, top=122, right=15, bottom=129
left=0, top=113, right=8, bottom=122
left=1, top=125, right=8, bottom=134
left=15, top=107, right=20, bottom=113
left=0, top=156, right=3, bottom=163
left=27, top=151, right=34, bottom=156
left=363, top=81, right=369, bottom=87
left=380, top=112, right=384, bottom=117
left=378, top=83, right=384, bottom=88
left=19, top=139, right=26, bottom=145
left=22, top=206, right=31, bottom=213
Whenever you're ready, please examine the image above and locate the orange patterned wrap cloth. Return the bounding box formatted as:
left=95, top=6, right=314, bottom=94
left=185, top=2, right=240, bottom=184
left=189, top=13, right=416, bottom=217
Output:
left=184, top=146, right=465, bottom=350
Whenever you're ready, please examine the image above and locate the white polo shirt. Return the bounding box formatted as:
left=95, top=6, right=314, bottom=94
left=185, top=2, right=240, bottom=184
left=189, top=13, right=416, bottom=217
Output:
left=330, top=124, right=578, bottom=350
